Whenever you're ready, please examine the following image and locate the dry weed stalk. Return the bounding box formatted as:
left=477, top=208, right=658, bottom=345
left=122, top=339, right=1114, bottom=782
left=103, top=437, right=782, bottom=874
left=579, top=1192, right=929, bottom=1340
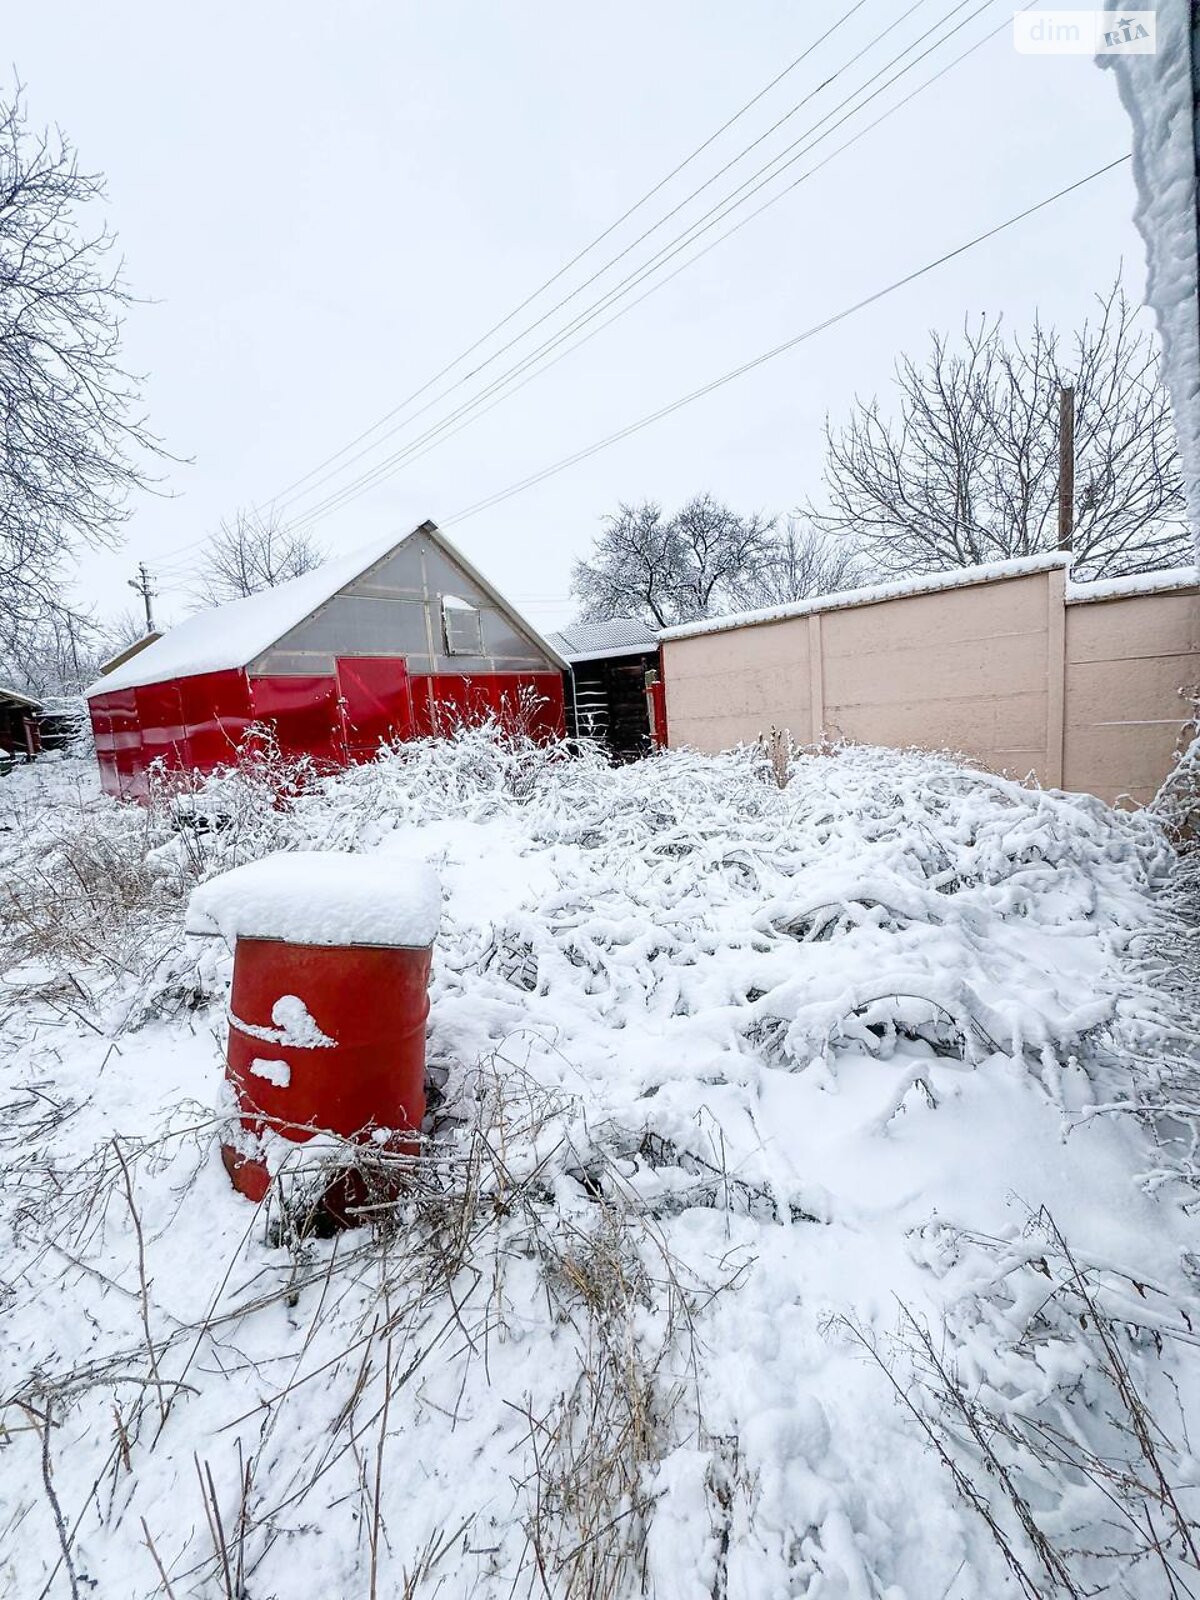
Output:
left=841, top=1210, right=1200, bottom=1597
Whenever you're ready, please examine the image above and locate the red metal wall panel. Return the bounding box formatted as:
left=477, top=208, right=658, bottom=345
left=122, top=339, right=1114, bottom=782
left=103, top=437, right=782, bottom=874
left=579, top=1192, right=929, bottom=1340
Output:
left=87, top=698, right=121, bottom=797
left=647, top=678, right=668, bottom=749
left=179, top=671, right=253, bottom=772
left=101, top=687, right=145, bottom=801
left=135, top=681, right=189, bottom=774
left=336, top=656, right=414, bottom=758
left=410, top=672, right=565, bottom=740
left=95, top=665, right=566, bottom=802
left=248, top=675, right=343, bottom=765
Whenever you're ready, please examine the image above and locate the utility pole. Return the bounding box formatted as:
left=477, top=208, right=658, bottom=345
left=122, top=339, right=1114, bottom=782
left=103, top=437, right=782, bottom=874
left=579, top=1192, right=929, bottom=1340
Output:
left=128, top=562, right=157, bottom=633
left=1057, top=385, right=1075, bottom=553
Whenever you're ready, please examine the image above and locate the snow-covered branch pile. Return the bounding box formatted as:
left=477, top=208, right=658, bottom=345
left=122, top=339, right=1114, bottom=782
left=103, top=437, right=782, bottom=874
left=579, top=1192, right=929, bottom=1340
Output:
left=1, top=732, right=1197, bottom=1596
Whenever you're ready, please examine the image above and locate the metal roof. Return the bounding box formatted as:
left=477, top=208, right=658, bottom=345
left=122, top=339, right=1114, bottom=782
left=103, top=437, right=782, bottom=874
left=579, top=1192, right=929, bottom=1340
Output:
left=546, top=618, right=660, bottom=664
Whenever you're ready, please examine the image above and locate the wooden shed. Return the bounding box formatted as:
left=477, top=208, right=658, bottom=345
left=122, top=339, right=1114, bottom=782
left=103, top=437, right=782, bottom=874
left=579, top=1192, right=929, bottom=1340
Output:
left=85, top=520, right=569, bottom=801
left=0, top=686, right=42, bottom=764
left=547, top=618, right=665, bottom=759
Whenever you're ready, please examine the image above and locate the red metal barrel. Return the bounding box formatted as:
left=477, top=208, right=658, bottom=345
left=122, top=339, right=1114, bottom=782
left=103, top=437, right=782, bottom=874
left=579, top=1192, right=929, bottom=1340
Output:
left=220, top=936, right=432, bottom=1209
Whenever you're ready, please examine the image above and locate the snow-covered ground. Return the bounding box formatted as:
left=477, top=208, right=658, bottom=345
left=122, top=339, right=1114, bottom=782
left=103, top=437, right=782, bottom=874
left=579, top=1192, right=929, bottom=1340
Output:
left=1, top=733, right=1198, bottom=1597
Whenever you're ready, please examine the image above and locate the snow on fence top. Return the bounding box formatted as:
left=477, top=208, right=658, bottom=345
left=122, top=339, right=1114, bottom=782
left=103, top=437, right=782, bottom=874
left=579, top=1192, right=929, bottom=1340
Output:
left=186, top=852, right=442, bottom=949
left=1065, top=564, right=1200, bottom=603
left=658, top=553, right=1070, bottom=641
left=85, top=531, right=408, bottom=699
left=658, top=554, right=1200, bottom=642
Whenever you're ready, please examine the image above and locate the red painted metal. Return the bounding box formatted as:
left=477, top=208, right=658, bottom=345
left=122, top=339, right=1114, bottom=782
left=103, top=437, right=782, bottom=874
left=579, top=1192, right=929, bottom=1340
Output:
left=337, top=656, right=414, bottom=758
left=410, top=672, right=566, bottom=740
left=179, top=671, right=253, bottom=770
left=90, top=662, right=566, bottom=802
left=249, top=674, right=344, bottom=765
left=89, top=703, right=119, bottom=796
left=135, top=680, right=188, bottom=773
left=221, top=935, right=433, bottom=1213
left=646, top=679, right=668, bottom=749
left=104, top=687, right=145, bottom=801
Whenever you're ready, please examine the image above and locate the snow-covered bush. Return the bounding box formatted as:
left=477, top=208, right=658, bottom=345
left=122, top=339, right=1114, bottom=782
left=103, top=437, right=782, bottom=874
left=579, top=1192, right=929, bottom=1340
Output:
left=1, top=731, right=1196, bottom=1598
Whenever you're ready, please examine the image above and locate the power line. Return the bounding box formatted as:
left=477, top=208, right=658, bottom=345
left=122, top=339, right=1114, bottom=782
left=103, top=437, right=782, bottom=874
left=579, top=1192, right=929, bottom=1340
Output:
left=439, top=156, right=1131, bottom=527
left=283, top=0, right=1000, bottom=532
left=276, top=0, right=945, bottom=525
left=309, top=4, right=1025, bottom=501
left=118, top=5, right=888, bottom=581
left=254, top=0, right=878, bottom=517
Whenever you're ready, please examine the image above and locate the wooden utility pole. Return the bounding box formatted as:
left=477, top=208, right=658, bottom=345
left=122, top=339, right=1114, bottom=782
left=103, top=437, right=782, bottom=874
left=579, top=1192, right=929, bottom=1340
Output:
left=1057, top=385, right=1075, bottom=552
left=128, top=562, right=157, bottom=632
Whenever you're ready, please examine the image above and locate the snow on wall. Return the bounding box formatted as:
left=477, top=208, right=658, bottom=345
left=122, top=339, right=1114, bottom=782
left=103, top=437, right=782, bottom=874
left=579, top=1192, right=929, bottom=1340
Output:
left=658, top=552, right=1070, bottom=641
left=1100, top=0, right=1200, bottom=555
left=1066, top=562, right=1199, bottom=601
left=661, top=559, right=1199, bottom=803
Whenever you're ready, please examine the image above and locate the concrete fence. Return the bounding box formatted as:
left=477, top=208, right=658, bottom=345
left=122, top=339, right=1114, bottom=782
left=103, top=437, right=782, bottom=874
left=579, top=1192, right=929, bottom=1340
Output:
left=659, top=554, right=1200, bottom=806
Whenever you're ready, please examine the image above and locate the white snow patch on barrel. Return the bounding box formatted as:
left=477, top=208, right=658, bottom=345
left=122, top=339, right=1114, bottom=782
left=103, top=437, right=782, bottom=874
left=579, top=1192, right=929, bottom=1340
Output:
left=249, top=1057, right=292, bottom=1089
left=229, top=995, right=336, bottom=1049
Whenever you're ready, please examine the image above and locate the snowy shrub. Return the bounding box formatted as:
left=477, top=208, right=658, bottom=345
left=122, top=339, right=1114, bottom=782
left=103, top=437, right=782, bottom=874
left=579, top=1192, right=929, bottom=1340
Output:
left=1151, top=712, right=1200, bottom=843
left=849, top=1209, right=1200, bottom=1596
left=1, top=732, right=1196, bottom=1598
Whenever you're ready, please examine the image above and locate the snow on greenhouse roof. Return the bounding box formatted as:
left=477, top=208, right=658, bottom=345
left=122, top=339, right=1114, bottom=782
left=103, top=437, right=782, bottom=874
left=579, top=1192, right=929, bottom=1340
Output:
left=546, top=618, right=660, bottom=663
left=658, top=553, right=1071, bottom=642
left=85, top=521, right=569, bottom=698
left=86, top=529, right=412, bottom=699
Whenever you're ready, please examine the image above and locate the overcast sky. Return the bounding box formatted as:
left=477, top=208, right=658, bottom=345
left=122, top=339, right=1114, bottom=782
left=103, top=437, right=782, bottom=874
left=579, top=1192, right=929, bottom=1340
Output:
left=10, top=0, right=1146, bottom=635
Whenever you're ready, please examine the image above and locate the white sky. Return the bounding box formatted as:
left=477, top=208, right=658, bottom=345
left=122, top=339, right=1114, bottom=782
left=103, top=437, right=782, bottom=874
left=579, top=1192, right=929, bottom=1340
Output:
left=10, top=0, right=1146, bottom=635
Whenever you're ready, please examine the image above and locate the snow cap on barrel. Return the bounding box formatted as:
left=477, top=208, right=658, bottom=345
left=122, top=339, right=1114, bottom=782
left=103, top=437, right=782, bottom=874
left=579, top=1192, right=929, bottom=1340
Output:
left=186, top=851, right=442, bottom=949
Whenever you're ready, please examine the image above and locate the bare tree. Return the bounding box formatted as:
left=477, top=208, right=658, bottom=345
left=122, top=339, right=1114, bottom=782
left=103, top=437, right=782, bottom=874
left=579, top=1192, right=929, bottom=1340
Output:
left=732, top=518, right=864, bottom=609
left=809, top=282, right=1189, bottom=580
left=571, top=496, right=859, bottom=626
left=0, top=83, right=163, bottom=667
left=193, top=510, right=326, bottom=606
left=1, top=604, right=157, bottom=697
left=572, top=495, right=783, bottom=627
left=668, top=493, right=776, bottom=617
left=570, top=501, right=685, bottom=628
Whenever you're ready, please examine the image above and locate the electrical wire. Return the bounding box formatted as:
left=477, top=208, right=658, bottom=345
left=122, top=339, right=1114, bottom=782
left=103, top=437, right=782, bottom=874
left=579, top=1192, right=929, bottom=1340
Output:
left=252, top=0, right=880, bottom=516
left=438, top=156, right=1131, bottom=526
left=274, top=0, right=960, bottom=524
left=302, top=4, right=1026, bottom=501
left=281, top=0, right=1001, bottom=532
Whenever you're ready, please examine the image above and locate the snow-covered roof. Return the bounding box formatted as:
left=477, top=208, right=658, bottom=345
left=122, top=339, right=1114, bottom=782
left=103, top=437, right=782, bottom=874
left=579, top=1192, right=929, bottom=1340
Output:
left=86, top=521, right=568, bottom=698
left=98, top=633, right=161, bottom=677
left=0, top=684, right=40, bottom=709
left=1066, top=565, right=1199, bottom=604
left=547, top=617, right=660, bottom=664
left=658, top=553, right=1071, bottom=642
